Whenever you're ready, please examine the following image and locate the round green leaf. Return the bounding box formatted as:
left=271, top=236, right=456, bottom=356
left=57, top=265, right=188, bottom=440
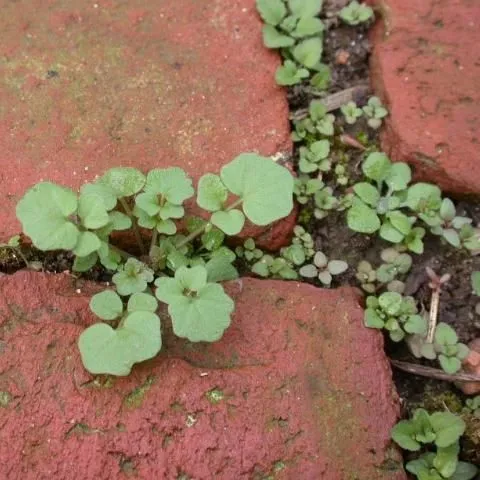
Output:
left=73, top=231, right=101, bottom=257
left=385, top=163, right=411, bottom=192
left=78, top=311, right=161, bottom=376
left=299, top=264, right=318, bottom=278
left=440, top=198, right=456, bottom=221
left=90, top=290, right=123, bottom=320
left=433, top=443, right=459, bottom=479
left=73, top=252, right=98, bottom=272
left=328, top=260, right=348, bottom=275
left=403, top=315, right=427, bottom=335
left=443, top=229, right=460, bottom=247
left=439, top=355, right=462, bottom=374
left=430, top=411, right=465, bottom=447
left=362, top=152, right=391, bottom=183
left=406, top=183, right=442, bottom=211
left=288, top=0, right=323, bottom=17
left=16, top=182, right=79, bottom=251
left=99, top=167, right=146, bottom=198
left=378, top=292, right=402, bottom=315
left=292, top=17, right=324, bottom=38
left=391, top=420, right=421, bottom=451
left=211, top=209, right=245, bottom=235
left=197, top=173, right=228, bottom=211
left=380, top=221, right=405, bottom=243
left=127, top=293, right=158, bottom=313
left=387, top=211, right=412, bottom=235
left=347, top=201, right=381, bottom=233
left=80, top=183, right=117, bottom=211
left=262, top=25, right=295, bottom=48
left=364, top=309, right=384, bottom=328
left=204, top=253, right=239, bottom=283
left=220, top=154, right=294, bottom=226
left=168, top=283, right=234, bottom=342
left=434, top=323, right=458, bottom=345
left=78, top=192, right=110, bottom=229
left=156, top=219, right=177, bottom=235
left=451, top=462, right=478, bottom=480
left=144, top=167, right=194, bottom=205
left=318, top=270, right=332, bottom=285
left=292, top=37, right=323, bottom=68
left=113, top=259, right=154, bottom=296
left=353, top=182, right=380, bottom=207
left=256, top=0, right=287, bottom=26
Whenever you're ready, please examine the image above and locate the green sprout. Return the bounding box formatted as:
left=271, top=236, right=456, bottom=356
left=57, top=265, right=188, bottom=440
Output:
left=291, top=225, right=315, bottom=258
left=251, top=254, right=298, bottom=280
left=376, top=248, right=412, bottom=284
left=362, top=96, right=388, bottom=129
left=356, top=260, right=377, bottom=293
left=364, top=292, right=426, bottom=342
left=430, top=198, right=472, bottom=248
left=314, top=186, right=339, bottom=219
left=292, top=101, right=336, bottom=141
left=339, top=1, right=374, bottom=25
left=420, top=323, right=470, bottom=374
left=294, top=175, right=324, bottom=204
left=340, top=101, right=363, bottom=125
left=235, top=238, right=263, bottom=262
left=16, top=153, right=294, bottom=376
left=299, top=251, right=348, bottom=286
left=463, top=396, right=480, bottom=418
left=298, top=139, right=331, bottom=173
left=391, top=409, right=477, bottom=480
left=256, top=0, right=326, bottom=85
left=334, top=164, right=349, bottom=186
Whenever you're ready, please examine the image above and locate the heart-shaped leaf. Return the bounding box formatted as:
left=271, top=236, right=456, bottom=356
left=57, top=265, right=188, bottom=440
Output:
left=90, top=290, right=123, bottom=320
left=99, top=167, right=146, bottom=198
left=197, top=174, right=228, bottom=211
left=73, top=231, right=101, bottom=257
left=220, top=153, right=293, bottom=225
left=78, top=312, right=161, bottom=376
left=292, top=38, right=323, bottom=68
left=78, top=192, right=110, bottom=229
left=144, top=167, right=194, bottom=205
left=256, top=0, right=287, bottom=26
left=211, top=209, right=245, bottom=235
left=127, top=293, right=158, bottom=313
left=347, top=200, right=380, bottom=233
left=155, top=265, right=234, bottom=342
left=16, top=182, right=80, bottom=251
left=262, top=25, right=295, bottom=48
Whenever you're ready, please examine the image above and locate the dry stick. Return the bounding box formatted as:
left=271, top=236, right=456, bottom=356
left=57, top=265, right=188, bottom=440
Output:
left=391, top=359, right=480, bottom=384
left=425, top=267, right=451, bottom=343
left=119, top=198, right=146, bottom=255
left=290, top=84, right=370, bottom=120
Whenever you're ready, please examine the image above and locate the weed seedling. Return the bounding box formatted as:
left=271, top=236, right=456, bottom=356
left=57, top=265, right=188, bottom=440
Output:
left=299, top=251, right=348, bottom=286
left=339, top=1, right=374, bottom=26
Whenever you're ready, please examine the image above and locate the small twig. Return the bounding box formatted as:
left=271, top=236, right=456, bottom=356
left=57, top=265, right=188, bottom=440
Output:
left=290, top=84, right=370, bottom=120
left=425, top=267, right=451, bottom=343
left=119, top=198, right=146, bottom=255
left=391, top=359, right=480, bottom=383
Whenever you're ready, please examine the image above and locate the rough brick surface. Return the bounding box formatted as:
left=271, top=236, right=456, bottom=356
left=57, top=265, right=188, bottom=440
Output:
left=370, top=0, right=480, bottom=195
left=0, top=0, right=292, bottom=245
left=0, top=271, right=406, bottom=479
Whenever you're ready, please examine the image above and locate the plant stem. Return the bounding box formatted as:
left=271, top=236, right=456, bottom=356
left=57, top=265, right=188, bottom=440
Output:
left=12, top=247, right=29, bottom=267
left=110, top=244, right=135, bottom=260
left=225, top=197, right=243, bottom=211
left=119, top=198, right=145, bottom=255
left=175, top=224, right=210, bottom=250
left=149, top=230, right=158, bottom=258
left=175, top=198, right=244, bottom=250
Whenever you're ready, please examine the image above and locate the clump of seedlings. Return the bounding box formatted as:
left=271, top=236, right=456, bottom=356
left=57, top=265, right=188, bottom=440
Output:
left=299, top=251, right=348, bottom=286
left=338, top=1, right=374, bottom=26
left=362, top=96, right=388, bottom=129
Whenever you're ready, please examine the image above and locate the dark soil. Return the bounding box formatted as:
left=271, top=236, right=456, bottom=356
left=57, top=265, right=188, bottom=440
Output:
left=289, top=2, right=480, bottom=467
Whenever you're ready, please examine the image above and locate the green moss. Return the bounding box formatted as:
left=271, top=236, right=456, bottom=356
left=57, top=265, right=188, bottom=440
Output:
left=205, top=388, right=224, bottom=404
left=0, top=391, right=12, bottom=407
left=123, top=375, right=154, bottom=409
left=417, top=388, right=463, bottom=414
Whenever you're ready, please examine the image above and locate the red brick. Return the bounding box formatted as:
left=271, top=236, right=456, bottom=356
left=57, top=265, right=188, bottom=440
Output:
left=0, top=271, right=406, bottom=479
